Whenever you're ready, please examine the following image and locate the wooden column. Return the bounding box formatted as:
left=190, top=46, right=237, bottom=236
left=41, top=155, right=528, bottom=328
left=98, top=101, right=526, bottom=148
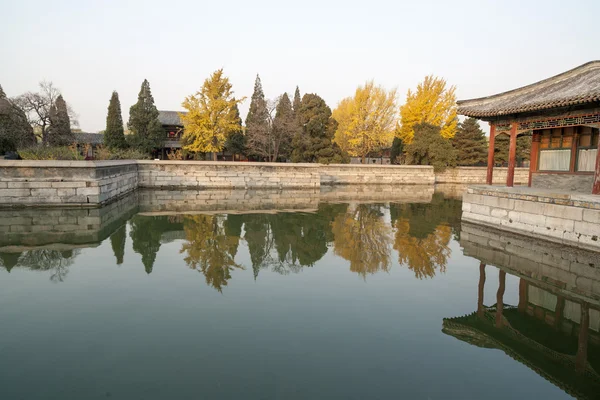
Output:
left=496, top=270, right=506, bottom=328
left=517, top=278, right=528, bottom=313
left=506, top=123, right=518, bottom=187
left=554, top=295, right=565, bottom=330
left=594, top=128, right=600, bottom=194
left=529, top=132, right=541, bottom=187
left=569, top=127, right=579, bottom=173
left=477, top=263, right=486, bottom=319
left=486, top=124, right=496, bottom=185
left=576, top=302, right=590, bottom=372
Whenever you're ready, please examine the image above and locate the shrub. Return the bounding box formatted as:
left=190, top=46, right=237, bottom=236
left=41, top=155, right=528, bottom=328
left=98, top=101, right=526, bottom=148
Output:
left=93, top=145, right=149, bottom=160
left=18, top=144, right=85, bottom=160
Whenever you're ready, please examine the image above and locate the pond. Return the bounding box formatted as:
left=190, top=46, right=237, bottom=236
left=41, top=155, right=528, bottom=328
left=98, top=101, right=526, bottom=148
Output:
left=0, top=188, right=599, bottom=400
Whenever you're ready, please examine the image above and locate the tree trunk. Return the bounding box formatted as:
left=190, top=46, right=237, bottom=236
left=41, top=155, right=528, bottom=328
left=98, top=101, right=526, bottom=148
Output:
left=361, top=154, right=366, bottom=164
left=212, top=152, right=217, bottom=161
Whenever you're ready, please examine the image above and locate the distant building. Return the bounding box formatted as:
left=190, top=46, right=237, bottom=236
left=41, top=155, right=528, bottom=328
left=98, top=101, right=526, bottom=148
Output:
left=350, top=148, right=392, bottom=164
left=74, top=132, right=103, bottom=158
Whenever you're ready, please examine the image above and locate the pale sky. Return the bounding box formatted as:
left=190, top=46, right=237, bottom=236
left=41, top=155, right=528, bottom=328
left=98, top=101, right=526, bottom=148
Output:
left=2, top=0, right=599, bottom=132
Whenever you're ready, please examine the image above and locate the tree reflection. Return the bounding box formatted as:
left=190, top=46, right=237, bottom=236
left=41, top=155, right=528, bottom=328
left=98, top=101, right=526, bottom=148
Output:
left=2, top=249, right=80, bottom=282
left=180, top=214, right=243, bottom=293
left=393, top=218, right=451, bottom=279
left=129, top=215, right=184, bottom=274
left=110, top=224, right=127, bottom=265
left=332, top=204, right=392, bottom=278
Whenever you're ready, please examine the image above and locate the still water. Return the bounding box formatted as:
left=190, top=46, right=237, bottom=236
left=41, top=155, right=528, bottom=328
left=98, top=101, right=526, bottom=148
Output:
left=1, top=188, right=599, bottom=400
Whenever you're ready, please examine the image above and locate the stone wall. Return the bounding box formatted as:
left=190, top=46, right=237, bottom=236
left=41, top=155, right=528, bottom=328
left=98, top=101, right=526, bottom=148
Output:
left=137, top=161, right=320, bottom=189
left=436, top=167, right=529, bottom=185
left=462, top=185, right=600, bottom=251
left=461, top=222, right=600, bottom=302
left=0, top=160, right=138, bottom=207
left=320, top=164, right=434, bottom=185
left=531, top=173, right=594, bottom=193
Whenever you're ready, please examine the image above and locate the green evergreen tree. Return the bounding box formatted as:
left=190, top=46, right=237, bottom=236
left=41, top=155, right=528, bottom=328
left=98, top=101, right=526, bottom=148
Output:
left=404, top=122, right=457, bottom=172
left=390, top=137, right=404, bottom=164
left=47, top=95, right=73, bottom=146
left=224, top=102, right=246, bottom=158
left=128, top=79, right=164, bottom=155
left=104, top=91, right=127, bottom=149
left=451, top=117, right=487, bottom=166
left=291, top=93, right=347, bottom=164
left=272, top=92, right=295, bottom=160
left=494, top=132, right=532, bottom=166
left=0, top=84, right=35, bottom=154
left=293, top=86, right=301, bottom=116
left=245, top=75, right=271, bottom=159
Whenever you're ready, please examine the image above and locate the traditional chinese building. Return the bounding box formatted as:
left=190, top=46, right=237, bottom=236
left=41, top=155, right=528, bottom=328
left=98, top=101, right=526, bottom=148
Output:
left=158, top=110, right=184, bottom=157
left=457, top=61, right=600, bottom=194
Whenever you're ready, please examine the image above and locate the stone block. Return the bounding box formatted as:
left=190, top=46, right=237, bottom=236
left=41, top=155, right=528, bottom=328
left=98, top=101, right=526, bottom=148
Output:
left=8, top=181, right=50, bottom=189
left=51, top=181, right=88, bottom=188
left=514, top=199, right=545, bottom=214
left=30, top=188, right=57, bottom=197
left=482, top=196, right=514, bottom=210
left=574, top=221, right=600, bottom=237
left=544, top=203, right=583, bottom=221
left=470, top=204, right=491, bottom=216
left=583, top=209, right=600, bottom=224
left=0, top=189, right=31, bottom=197
left=76, top=187, right=100, bottom=196
left=490, top=208, right=508, bottom=219
left=545, top=216, right=575, bottom=232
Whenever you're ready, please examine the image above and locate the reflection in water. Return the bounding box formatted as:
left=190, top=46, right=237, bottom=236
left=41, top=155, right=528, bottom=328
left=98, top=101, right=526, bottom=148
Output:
left=129, top=215, right=184, bottom=274
left=110, top=225, right=127, bottom=265
left=0, top=249, right=80, bottom=282
left=332, top=204, right=392, bottom=278
left=181, top=215, right=243, bottom=293
left=448, top=224, right=600, bottom=399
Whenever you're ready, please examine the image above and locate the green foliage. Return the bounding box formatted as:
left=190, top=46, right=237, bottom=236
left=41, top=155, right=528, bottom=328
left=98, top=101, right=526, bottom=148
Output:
left=245, top=75, right=271, bottom=159
left=291, top=93, right=348, bottom=164
left=390, top=136, right=404, bottom=164
left=47, top=95, right=73, bottom=146
left=494, top=132, right=532, bottom=165
left=18, top=145, right=84, bottom=160
left=0, top=85, right=36, bottom=154
left=224, top=102, right=246, bottom=156
left=451, top=118, right=487, bottom=166
left=104, top=91, right=127, bottom=149
left=272, top=92, right=296, bottom=160
left=404, top=122, right=456, bottom=172
left=293, top=86, right=301, bottom=116
left=128, top=79, right=164, bottom=155
left=94, top=146, right=149, bottom=160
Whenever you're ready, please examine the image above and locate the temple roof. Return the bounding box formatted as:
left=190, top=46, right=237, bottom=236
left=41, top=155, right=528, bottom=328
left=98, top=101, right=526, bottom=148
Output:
left=74, top=132, right=103, bottom=145
left=457, top=61, right=600, bottom=118
left=158, top=110, right=186, bottom=127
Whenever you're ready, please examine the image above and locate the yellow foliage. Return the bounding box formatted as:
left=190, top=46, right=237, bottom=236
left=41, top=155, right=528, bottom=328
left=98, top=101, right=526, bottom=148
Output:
left=393, top=218, right=451, bottom=279
left=398, top=75, right=457, bottom=144
left=331, top=204, right=392, bottom=278
left=180, top=69, right=245, bottom=155
left=333, top=81, right=397, bottom=160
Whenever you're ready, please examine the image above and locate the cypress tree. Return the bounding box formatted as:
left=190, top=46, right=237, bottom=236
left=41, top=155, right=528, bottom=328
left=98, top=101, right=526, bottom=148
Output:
left=291, top=93, right=346, bottom=164
left=293, top=86, right=301, bottom=115
left=390, top=137, right=404, bottom=164
left=104, top=91, right=127, bottom=149
left=245, top=75, right=270, bottom=159
left=0, top=84, right=35, bottom=153
left=47, top=95, right=73, bottom=146
left=224, top=102, right=246, bottom=159
left=128, top=79, right=164, bottom=155
left=272, top=92, right=296, bottom=160
left=451, top=118, right=487, bottom=166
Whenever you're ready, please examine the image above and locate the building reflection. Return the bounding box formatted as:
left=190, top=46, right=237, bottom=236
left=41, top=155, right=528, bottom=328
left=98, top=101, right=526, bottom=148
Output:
left=445, top=223, right=600, bottom=399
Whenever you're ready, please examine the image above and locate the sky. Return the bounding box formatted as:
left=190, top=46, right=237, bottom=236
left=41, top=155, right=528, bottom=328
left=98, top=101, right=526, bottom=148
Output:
left=2, top=0, right=599, bottom=133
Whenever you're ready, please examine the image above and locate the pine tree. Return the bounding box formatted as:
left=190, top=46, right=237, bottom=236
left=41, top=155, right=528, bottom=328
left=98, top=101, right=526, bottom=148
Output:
left=404, top=123, right=457, bottom=172
left=271, top=93, right=296, bottom=161
left=47, top=95, right=73, bottom=146
left=390, top=136, right=404, bottom=164
left=451, top=118, right=487, bottom=166
left=128, top=79, right=164, bottom=155
left=0, top=84, right=36, bottom=154
left=291, top=93, right=347, bottom=164
left=224, top=102, right=246, bottom=159
left=293, top=86, right=301, bottom=115
left=104, top=91, right=127, bottom=149
left=245, top=75, right=271, bottom=160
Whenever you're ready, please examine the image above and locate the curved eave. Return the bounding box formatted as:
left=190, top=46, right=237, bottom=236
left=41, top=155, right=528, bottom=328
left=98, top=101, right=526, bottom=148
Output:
left=458, top=96, right=600, bottom=118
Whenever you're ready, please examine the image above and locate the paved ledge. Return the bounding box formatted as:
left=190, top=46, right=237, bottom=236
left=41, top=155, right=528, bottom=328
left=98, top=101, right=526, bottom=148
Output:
left=0, top=160, right=137, bottom=168
left=467, top=185, right=600, bottom=209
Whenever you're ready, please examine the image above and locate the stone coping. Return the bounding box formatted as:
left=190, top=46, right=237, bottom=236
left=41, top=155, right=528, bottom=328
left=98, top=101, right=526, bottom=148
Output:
left=135, top=160, right=320, bottom=167
left=0, top=160, right=137, bottom=168
left=468, top=185, right=600, bottom=209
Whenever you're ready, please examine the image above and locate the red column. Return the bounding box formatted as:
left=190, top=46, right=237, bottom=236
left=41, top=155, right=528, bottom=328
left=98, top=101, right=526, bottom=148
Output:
left=477, top=263, right=486, bottom=319
left=594, top=130, right=600, bottom=194
left=507, top=123, right=518, bottom=187
left=529, top=132, right=541, bottom=187
left=569, top=127, right=579, bottom=173
left=486, top=124, right=496, bottom=185
left=496, top=270, right=506, bottom=328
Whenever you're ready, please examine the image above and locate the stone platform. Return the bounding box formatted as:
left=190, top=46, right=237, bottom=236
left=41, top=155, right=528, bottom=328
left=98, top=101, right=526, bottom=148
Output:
left=462, top=185, right=600, bottom=252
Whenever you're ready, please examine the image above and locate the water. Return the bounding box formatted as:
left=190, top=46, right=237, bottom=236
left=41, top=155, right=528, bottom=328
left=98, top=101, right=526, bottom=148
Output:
left=1, top=188, right=599, bottom=400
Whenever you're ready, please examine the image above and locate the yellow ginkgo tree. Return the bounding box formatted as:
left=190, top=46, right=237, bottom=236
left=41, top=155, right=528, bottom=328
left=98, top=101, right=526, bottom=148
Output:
left=333, top=81, right=397, bottom=164
left=180, top=69, right=244, bottom=160
left=397, top=75, right=457, bottom=144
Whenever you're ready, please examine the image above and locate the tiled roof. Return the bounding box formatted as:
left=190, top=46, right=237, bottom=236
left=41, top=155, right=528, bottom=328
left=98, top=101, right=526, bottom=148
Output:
left=74, top=132, right=104, bottom=145
left=158, top=110, right=186, bottom=126
left=457, top=61, right=600, bottom=118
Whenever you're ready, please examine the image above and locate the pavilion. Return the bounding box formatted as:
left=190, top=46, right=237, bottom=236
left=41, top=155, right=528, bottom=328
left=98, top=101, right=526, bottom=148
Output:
left=457, top=61, right=600, bottom=194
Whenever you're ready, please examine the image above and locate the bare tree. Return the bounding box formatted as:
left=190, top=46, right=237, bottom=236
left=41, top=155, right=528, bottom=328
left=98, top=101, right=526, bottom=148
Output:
left=14, top=81, right=78, bottom=144
left=245, top=96, right=280, bottom=161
